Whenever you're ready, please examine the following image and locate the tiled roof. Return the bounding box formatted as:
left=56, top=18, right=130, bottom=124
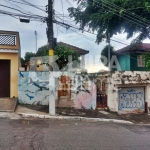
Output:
left=58, top=42, right=89, bottom=55
left=115, top=43, right=150, bottom=54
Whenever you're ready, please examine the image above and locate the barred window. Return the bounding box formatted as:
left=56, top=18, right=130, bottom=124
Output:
left=137, top=55, right=145, bottom=67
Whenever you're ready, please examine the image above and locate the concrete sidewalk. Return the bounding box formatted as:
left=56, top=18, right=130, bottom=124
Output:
left=16, top=105, right=133, bottom=124
left=1, top=105, right=150, bottom=125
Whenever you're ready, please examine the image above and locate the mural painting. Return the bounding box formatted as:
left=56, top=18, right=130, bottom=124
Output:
left=118, top=87, right=145, bottom=113
left=18, top=72, right=96, bottom=110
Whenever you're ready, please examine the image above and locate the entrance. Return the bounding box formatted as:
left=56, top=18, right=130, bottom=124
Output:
left=0, top=60, right=10, bottom=97
left=96, top=79, right=107, bottom=109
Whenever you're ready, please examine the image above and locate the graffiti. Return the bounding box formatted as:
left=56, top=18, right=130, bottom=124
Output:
left=118, top=88, right=144, bottom=110
left=25, top=94, right=34, bottom=100
left=18, top=72, right=96, bottom=109
left=19, top=72, right=24, bottom=78
left=57, top=76, right=71, bottom=98
left=28, top=78, right=49, bottom=91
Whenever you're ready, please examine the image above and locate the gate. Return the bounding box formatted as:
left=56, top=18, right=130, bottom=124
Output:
left=0, top=60, right=10, bottom=97
left=97, top=94, right=107, bottom=108
left=96, top=79, right=107, bottom=108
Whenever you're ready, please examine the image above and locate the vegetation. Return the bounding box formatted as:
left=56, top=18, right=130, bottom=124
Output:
left=21, top=43, right=80, bottom=70
left=100, top=45, right=115, bottom=67
left=68, top=0, right=150, bottom=44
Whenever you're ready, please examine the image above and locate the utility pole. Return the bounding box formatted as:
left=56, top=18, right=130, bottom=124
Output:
left=107, top=33, right=111, bottom=71
left=46, top=0, right=55, bottom=115
left=35, top=31, right=37, bottom=53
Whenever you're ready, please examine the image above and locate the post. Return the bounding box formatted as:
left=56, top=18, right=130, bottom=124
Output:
left=35, top=31, right=37, bottom=53
left=108, top=33, right=110, bottom=71
left=47, top=0, right=55, bottom=115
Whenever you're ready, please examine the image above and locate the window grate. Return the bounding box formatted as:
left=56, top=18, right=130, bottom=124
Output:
left=0, top=34, right=16, bottom=46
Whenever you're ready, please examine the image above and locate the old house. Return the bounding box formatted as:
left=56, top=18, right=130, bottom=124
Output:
left=115, top=43, right=150, bottom=71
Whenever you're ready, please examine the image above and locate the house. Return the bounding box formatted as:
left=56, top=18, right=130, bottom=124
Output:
left=0, top=30, right=21, bottom=98
left=115, top=43, right=150, bottom=71
left=25, top=42, right=89, bottom=71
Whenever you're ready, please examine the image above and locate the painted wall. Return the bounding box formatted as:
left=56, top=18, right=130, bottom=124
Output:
left=107, top=71, right=150, bottom=114
left=130, top=54, right=148, bottom=71
left=18, top=72, right=96, bottom=110
left=118, top=87, right=145, bottom=114
left=0, top=53, right=18, bottom=97
left=117, top=54, right=130, bottom=71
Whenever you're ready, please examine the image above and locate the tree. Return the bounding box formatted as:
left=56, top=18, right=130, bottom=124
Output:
left=24, top=52, right=36, bottom=62
left=144, top=54, right=150, bottom=70
left=36, top=43, right=80, bottom=70
left=20, top=57, right=26, bottom=67
left=100, top=45, right=115, bottom=67
left=68, top=0, right=150, bottom=44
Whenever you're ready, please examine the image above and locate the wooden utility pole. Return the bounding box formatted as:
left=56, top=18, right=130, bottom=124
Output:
left=46, top=0, right=55, bottom=115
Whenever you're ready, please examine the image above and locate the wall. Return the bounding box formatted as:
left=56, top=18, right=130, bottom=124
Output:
left=117, top=54, right=130, bottom=71
left=18, top=71, right=96, bottom=110
left=0, top=53, right=18, bottom=97
left=130, top=54, right=148, bottom=71
left=108, top=71, right=150, bottom=114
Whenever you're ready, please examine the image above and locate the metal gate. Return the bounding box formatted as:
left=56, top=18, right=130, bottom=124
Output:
left=96, top=79, right=107, bottom=108
left=97, top=93, right=107, bottom=108
left=0, top=60, right=10, bottom=97
left=118, top=87, right=145, bottom=113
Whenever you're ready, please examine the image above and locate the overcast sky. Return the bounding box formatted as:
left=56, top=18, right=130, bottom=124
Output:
left=0, top=0, right=149, bottom=73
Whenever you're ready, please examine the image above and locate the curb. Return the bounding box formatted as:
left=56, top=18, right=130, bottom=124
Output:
left=18, top=113, right=133, bottom=124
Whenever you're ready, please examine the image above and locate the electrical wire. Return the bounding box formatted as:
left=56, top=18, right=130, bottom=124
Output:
left=96, top=0, right=150, bottom=27
left=20, top=0, right=46, bottom=13
left=99, top=0, right=150, bottom=25
left=6, top=0, right=45, bottom=7
left=65, top=0, right=74, bottom=7
left=3, top=0, right=41, bottom=17
left=55, top=16, right=129, bottom=46
left=61, top=0, right=64, bottom=22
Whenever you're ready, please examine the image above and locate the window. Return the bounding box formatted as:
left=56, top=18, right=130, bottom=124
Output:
left=137, top=55, right=145, bottom=67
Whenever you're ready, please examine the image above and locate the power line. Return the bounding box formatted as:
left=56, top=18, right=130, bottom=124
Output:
left=0, top=4, right=35, bottom=16
left=4, top=0, right=39, bottom=17
left=6, top=0, right=45, bottom=7
left=55, top=16, right=129, bottom=46
left=20, top=0, right=46, bottom=13
left=60, top=0, right=64, bottom=22
left=0, top=9, right=45, bottom=22
left=65, top=0, right=74, bottom=7
left=96, top=0, right=150, bottom=27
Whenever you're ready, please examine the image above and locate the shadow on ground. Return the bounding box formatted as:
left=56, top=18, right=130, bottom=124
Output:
left=19, top=104, right=150, bottom=124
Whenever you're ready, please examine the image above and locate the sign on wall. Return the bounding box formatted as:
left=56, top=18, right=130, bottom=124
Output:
left=118, top=87, right=145, bottom=114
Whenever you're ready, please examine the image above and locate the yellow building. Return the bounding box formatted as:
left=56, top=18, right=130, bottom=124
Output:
left=0, top=30, right=21, bottom=98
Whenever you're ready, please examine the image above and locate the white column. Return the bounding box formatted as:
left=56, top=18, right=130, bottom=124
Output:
left=81, top=55, right=85, bottom=70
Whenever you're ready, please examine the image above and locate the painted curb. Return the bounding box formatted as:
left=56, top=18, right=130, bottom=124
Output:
left=18, top=113, right=133, bottom=124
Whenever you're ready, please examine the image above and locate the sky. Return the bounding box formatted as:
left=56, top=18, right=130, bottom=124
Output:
left=0, top=0, right=150, bottom=73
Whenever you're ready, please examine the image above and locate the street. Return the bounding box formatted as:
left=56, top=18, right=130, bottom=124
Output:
left=0, top=119, right=150, bottom=150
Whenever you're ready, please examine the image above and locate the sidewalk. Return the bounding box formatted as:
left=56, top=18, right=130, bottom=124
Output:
left=14, top=104, right=150, bottom=125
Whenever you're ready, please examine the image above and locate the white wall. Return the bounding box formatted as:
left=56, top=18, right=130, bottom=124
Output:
left=108, top=71, right=150, bottom=113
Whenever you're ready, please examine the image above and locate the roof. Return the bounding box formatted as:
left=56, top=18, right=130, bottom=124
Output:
left=115, top=43, right=150, bottom=54
left=58, top=42, right=89, bottom=55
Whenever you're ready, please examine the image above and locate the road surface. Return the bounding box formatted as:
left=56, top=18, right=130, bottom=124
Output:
left=0, top=119, right=150, bottom=150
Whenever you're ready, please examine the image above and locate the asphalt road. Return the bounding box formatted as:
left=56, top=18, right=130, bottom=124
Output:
left=0, top=119, right=150, bottom=150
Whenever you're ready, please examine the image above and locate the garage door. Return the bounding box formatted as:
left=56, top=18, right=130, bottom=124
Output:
left=0, top=60, right=10, bottom=97
left=118, top=87, right=145, bottom=114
